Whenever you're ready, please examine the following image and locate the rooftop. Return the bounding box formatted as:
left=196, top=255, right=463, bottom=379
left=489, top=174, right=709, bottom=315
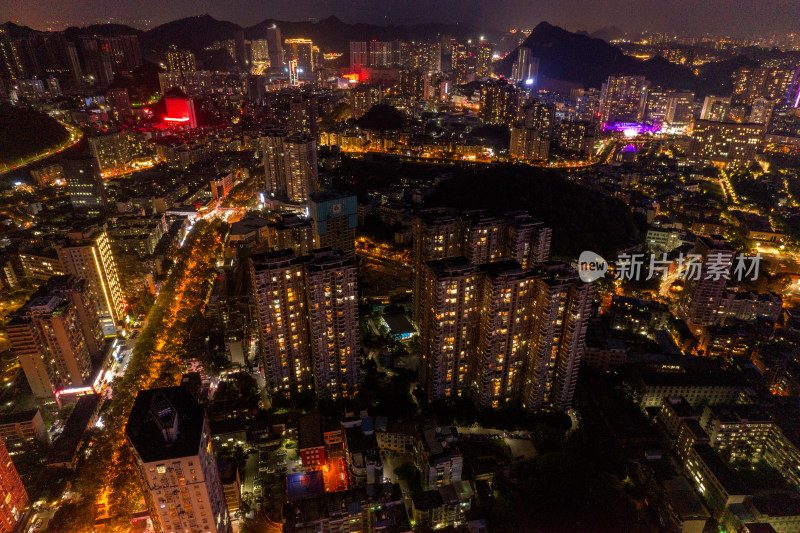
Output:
left=125, top=386, right=206, bottom=464
left=691, top=444, right=749, bottom=496
left=299, top=413, right=324, bottom=450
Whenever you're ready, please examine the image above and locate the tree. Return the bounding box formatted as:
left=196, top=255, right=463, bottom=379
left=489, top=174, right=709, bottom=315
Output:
left=48, top=502, right=95, bottom=533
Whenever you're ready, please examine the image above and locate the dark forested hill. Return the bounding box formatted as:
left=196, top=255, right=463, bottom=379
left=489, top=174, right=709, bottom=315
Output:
left=427, top=164, right=642, bottom=258
left=496, top=22, right=698, bottom=92
left=0, top=105, right=70, bottom=165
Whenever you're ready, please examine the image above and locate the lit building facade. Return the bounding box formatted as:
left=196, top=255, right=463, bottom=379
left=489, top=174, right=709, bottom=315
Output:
left=349, top=41, right=368, bottom=74
left=732, top=65, right=799, bottom=105
left=688, top=120, right=766, bottom=168
left=260, top=130, right=318, bottom=204
left=304, top=250, right=359, bottom=399
left=419, top=258, right=479, bottom=400
left=164, top=90, right=198, bottom=128
left=56, top=225, right=125, bottom=330
left=403, top=41, right=441, bottom=72
left=677, top=235, right=735, bottom=329
left=63, top=155, right=107, bottom=216
left=126, top=387, right=231, bottom=533
left=89, top=130, right=133, bottom=173
left=288, top=95, right=319, bottom=139
left=249, top=250, right=312, bottom=393
left=474, top=261, right=534, bottom=407
left=350, top=84, right=382, bottom=119
left=412, top=210, right=463, bottom=324
left=308, top=192, right=358, bottom=257
left=479, top=79, right=521, bottom=125
left=0, top=435, right=27, bottom=533
left=166, top=45, right=196, bottom=72
left=284, top=39, right=313, bottom=73
left=284, top=133, right=317, bottom=204
left=510, top=101, right=554, bottom=161
left=599, top=75, right=649, bottom=125
left=522, top=262, right=593, bottom=412
left=7, top=295, right=92, bottom=400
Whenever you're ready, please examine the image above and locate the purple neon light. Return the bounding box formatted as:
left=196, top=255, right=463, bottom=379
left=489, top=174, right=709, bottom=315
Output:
left=602, top=122, right=661, bottom=133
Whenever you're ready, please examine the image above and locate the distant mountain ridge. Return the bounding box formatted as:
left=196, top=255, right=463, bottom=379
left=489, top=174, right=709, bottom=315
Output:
left=497, top=21, right=699, bottom=92
left=2, top=16, right=743, bottom=95
left=3, top=14, right=477, bottom=55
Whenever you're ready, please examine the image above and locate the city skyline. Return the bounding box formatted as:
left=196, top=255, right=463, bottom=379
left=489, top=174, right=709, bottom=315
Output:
left=3, top=1, right=800, bottom=531
left=2, top=0, right=799, bottom=37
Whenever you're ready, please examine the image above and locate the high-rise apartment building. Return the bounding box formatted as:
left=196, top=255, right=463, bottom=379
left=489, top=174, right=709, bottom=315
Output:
left=249, top=248, right=360, bottom=399
left=260, top=130, right=318, bottom=204
left=251, top=39, right=269, bottom=70
left=284, top=39, right=313, bottom=73
left=266, top=26, right=284, bottom=70
left=504, top=212, right=552, bottom=268
left=509, top=100, right=554, bottom=161
left=403, top=41, right=441, bottom=72
left=688, top=120, right=766, bottom=168
left=599, top=75, right=649, bottom=125
left=304, top=249, right=359, bottom=399
left=522, top=262, right=593, bottom=412
left=89, top=130, right=132, bottom=174
left=664, top=91, right=695, bottom=127
left=43, top=275, right=105, bottom=360
left=412, top=210, right=551, bottom=323
left=475, top=42, right=492, bottom=77
left=349, top=41, right=368, bottom=74
left=412, top=210, right=463, bottom=324
left=575, top=92, right=600, bottom=122
left=79, top=36, right=115, bottom=86
left=416, top=257, right=588, bottom=412
left=554, top=120, right=595, bottom=156
left=399, top=69, right=429, bottom=101
left=644, top=90, right=669, bottom=122
left=732, top=65, right=799, bottom=105
left=350, top=84, right=383, bottom=119
left=308, top=192, right=358, bottom=257
left=748, top=98, right=777, bottom=124
left=511, top=47, right=538, bottom=81
left=474, top=260, right=535, bottom=407
left=126, top=386, right=232, bottom=533
left=369, top=40, right=402, bottom=68
left=288, top=95, right=319, bottom=140
left=418, top=257, right=479, bottom=401
left=284, top=133, right=318, bottom=204
left=0, top=435, right=27, bottom=533
left=250, top=249, right=311, bottom=393
left=7, top=294, right=92, bottom=400
left=261, top=128, right=289, bottom=200
left=165, top=44, right=196, bottom=72
left=56, top=224, right=125, bottom=331
left=678, top=235, right=735, bottom=330
left=450, top=41, right=470, bottom=84
left=63, top=155, right=107, bottom=216
left=700, top=96, right=731, bottom=121
left=479, top=79, right=521, bottom=125
left=264, top=215, right=316, bottom=258
left=106, top=87, right=132, bottom=119
left=462, top=212, right=505, bottom=265
left=0, top=30, right=84, bottom=82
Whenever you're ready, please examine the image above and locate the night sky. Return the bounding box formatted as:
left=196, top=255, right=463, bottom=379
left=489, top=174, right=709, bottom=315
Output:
left=1, top=0, right=797, bottom=37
